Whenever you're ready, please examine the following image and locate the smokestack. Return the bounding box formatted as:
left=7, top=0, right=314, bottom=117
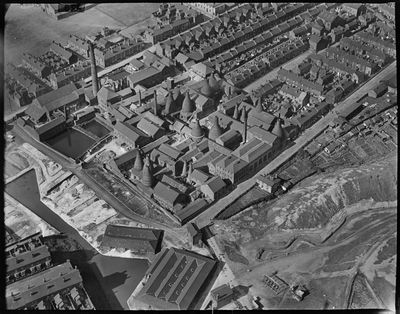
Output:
left=243, top=109, right=247, bottom=144
left=153, top=90, right=158, bottom=116
left=88, top=41, right=99, bottom=97
left=139, top=90, right=142, bottom=106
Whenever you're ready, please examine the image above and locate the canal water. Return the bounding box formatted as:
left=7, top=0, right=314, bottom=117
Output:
left=82, top=119, right=110, bottom=138
left=45, top=128, right=95, bottom=159
left=5, top=169, right=149, bottom=310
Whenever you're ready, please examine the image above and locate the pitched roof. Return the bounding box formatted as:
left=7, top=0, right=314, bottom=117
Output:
left=136, top=247, right=216, bottom=310
left=153, top=182, right=181, bottom=206
left=6, top=261, right=82, bottom=310
left=100, top=224, right=162, bottom=253
left=203, top=176, right=226, bottom=193
left=137, top=118, right=162, bottom=137
left=35, top=82, right=80, bottom=112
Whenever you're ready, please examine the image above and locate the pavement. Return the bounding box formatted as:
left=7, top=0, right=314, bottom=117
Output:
left=194, top=61, right=397, bottom=230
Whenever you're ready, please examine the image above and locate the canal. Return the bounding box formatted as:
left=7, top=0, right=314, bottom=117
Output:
left=5, top=169, right=149, bottom=310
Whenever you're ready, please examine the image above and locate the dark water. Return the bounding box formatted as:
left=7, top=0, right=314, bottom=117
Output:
left=45, top=128, right=95, bottom=159
left=82, top=120, right=110, bottom=138
left=6, top=169, right=149, bottom=310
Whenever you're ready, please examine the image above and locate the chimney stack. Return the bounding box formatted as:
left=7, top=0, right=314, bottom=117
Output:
left=153, top=90, right=158, bottom=116
left=243, top=109, right=247, bottom=144
left=88, top=41, right=99, bottom=97
left=139, top=90, right=142, bottom=106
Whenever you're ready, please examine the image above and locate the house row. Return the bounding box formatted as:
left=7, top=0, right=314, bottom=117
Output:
left=340, top=37, right=388, bottom=65
left=49, top=60, right=92, bottom=89
left=353, top=30, right=396, bottom=58
left=226, top=38, right=309, bottom=88
left=309, top=53, right=366, bottom=84
left=289, top=101, right=331, bottom=131
left=94, top=39, right=145, bottom=68
left=325, top=46, right=378, bottom=76
left=277, top=68, right=325, bottom=96
left=21, top=53, right=51, bottom=79
left=49, top=41, right=76, bottom=64
left=8, top=64, right=51, bottom=99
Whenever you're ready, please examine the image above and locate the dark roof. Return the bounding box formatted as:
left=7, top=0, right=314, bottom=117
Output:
left=100, top=224, right=162, bottom=253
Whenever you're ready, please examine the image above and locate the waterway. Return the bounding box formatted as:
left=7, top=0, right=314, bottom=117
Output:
left=5, top=169, right=149, bottom=310
left=82, top=119, right=110, bottom=138
left=45, top=128, right=95, bottom=159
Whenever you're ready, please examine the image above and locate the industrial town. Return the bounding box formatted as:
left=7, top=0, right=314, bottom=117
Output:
left=4, top=2, right=397, bottom=311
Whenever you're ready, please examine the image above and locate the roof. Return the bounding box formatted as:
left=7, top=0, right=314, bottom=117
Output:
left=136, top=247, right=216, bottom=310
left=35, top=115, right=66, bottom=135
left=137, top=118, right=162, bottom=137
left=190, top=62, right=213, bottom=77
left=248, top=126, right=277, bottom=146
left=6, top=261, right=82, bottom=310
left=97, top=86, right=121, bottom=104
left=34, top=83, right=79, bottom=112
left=202, top=176, right=226, bottom=194
left=318, top=10, right=338, bottom=23
left=153, top=182, right=181, bottom=206
left=174, top=199, right=209, bottom=223
left=100, top=224, right=162, bottom=253
left=114, top=120, right=143, bottom=142
left=6, top=245, right=50, bottom=274
left=190, top=169, right=211, bottom=185
left=25, top=102, right=47, bottom=121
left=158, top=143, right=181, bottom=160
left=127, top=67, right=160, bottom=86
left=210, top=284, right=233, bottom=300
left=129, top=58, right=145, bottom=70
left=256, top=174, right=281, bottom=186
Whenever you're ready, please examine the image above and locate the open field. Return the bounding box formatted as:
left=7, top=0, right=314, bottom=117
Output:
left=4, top=3, right=160, bottom=66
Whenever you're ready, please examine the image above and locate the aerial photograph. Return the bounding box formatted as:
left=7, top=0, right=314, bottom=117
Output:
left=4, top=2, right=397, bottom=311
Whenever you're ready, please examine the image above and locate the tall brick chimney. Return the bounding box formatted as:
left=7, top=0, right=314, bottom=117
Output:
left=88, top=41, right=99, bottom=97
left=153, top=90, right=158, bottom=116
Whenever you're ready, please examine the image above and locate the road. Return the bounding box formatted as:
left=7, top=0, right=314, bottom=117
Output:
left=194, top=61, right=397, bottom=229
